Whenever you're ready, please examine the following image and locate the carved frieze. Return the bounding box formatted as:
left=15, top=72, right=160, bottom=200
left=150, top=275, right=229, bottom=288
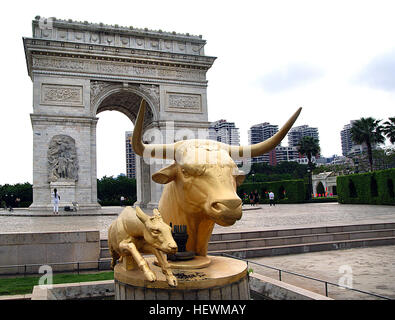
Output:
left=48, top=135, right=79, bottom=182
left=41, top=84, right=83, bottom=106
left=166, top=92, right=202, bottom=113
left=139, top=84, right=160, bottom=106
left=32, top=56, right=206, bottom=82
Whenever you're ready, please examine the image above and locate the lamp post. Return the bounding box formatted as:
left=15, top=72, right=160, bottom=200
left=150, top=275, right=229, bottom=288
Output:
left=307, top=165, right=312, bottom=200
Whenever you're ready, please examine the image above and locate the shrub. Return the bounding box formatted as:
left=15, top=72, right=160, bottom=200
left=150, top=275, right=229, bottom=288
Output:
left=237, top=179, right=305, bottom=204
left=337, top=168, right=395, bottom=205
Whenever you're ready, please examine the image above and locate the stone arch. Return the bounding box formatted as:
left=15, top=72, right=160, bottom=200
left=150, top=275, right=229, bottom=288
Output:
left=24, top=18, right=214, bottom=211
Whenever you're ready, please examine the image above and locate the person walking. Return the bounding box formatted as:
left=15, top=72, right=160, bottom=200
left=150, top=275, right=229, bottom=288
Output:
left=120, top=195, right=125, bottom=207
left=268, top=191, right=275, bottom=206
left=52, top=188, right=60, bottom=215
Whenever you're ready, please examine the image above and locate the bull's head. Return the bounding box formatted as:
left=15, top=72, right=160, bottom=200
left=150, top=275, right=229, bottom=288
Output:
left=132, top=100, right=301, bottom=229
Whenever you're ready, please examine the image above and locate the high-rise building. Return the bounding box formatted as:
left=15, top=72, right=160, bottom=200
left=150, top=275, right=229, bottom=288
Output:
left=125, top=131, right=136, bottom=179
left=275, top=146, right=299, bottom=163
left=340, top=121, right=364, bottom=157
left=341, top=122, right=353, bottom=156
left=248, top=122, right=279, bottom=165
left=209, top=119, right=240, bottom=146
left=288, top=125, right=319, bottom=148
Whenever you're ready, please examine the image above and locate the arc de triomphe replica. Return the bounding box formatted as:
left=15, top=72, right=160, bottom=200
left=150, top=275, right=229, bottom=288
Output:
left=23, top=17, right=216, bottom=211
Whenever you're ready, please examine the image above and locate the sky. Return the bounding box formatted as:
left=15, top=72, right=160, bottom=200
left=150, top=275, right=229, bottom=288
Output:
left=0, top=0, right=394, bottom=184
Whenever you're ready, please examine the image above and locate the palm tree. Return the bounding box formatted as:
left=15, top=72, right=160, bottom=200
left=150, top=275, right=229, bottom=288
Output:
left=382, top=117, right=395, bottom=144
left=297, top=136, right=320, bottom=199
left=350, top=117, right=385, bottom=171
left=297, top=136, right=321, bottom=167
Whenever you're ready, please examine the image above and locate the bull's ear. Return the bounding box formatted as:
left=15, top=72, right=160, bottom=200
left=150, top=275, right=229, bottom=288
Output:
left=152, top=163, right=178, bottom=184
left=136, top=206, right=149, bottom=223
left=153, top=208, right=162, bottom=217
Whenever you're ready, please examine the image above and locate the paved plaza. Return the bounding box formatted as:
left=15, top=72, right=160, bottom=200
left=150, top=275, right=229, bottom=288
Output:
left=250, top=245, right=395, bottom=300
left=1, top=202, right=393, bottom=238
left=1, top=202, right=394, bottom=299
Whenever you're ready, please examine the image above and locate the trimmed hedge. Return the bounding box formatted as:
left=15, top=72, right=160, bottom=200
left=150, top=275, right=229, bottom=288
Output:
left=337, top=168, right=395, bottom=205
left=237, top=179, right=305, bottom=204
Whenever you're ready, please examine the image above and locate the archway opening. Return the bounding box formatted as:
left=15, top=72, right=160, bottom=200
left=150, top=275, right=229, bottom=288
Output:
left=278, top=185, right=285, bottom=199
left=387, top=179, right=394, bottom=198
left=94, top=88, right=157, bottom=209
left=349, top=179, right=358, bottom=198
left=316, top=182, right=325, bottom=196
left=370, top=176, right=378, bottom=198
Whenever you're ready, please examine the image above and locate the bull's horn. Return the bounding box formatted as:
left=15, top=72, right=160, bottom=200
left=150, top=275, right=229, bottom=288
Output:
left=131, top=99, right=176, bottom=159
left=228, top=107, right=302, bottom=159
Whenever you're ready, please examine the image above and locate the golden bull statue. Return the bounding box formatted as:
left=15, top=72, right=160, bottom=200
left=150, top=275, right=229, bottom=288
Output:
left=130, top=100, right=302, bottom=257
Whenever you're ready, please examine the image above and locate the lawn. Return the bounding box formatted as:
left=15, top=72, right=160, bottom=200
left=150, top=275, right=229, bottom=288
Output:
left=0, top=271, right=114, bottom=296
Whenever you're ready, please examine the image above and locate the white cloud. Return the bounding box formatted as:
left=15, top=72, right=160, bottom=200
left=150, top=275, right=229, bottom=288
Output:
left=258, top=63, right=325, bottom=93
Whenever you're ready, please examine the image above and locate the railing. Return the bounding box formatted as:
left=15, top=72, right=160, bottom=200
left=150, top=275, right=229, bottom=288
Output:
left=0, top=260, right=110, bottom=276
left=221, top=253, right=392, bottom=300
left=1, top=255, right=392, bottom=300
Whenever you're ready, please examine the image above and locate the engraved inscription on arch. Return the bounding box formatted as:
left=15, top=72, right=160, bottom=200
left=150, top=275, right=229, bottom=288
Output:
left=166, top=92, right=202, bottom=113
left=41, top=84, right=83, bottom=106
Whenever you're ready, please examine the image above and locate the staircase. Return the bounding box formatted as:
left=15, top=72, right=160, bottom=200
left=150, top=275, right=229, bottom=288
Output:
left=208, top=222, right=395, bottom=258
left=98, top=222, right=395, bottom=268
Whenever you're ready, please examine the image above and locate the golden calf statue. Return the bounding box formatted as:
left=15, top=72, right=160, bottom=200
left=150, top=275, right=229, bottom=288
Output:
left=108, top=206, right=178, bottom=287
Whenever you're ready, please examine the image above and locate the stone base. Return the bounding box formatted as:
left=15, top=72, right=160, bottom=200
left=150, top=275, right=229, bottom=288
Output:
left=155, top=256, right=211, bottom=270
left=28, top=202, right=101, bottom=212
left=114, top=256, right=250, bottom=300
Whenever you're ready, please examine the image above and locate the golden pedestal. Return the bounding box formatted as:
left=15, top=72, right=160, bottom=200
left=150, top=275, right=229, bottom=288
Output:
left=114, top=256, right=250, bottom=300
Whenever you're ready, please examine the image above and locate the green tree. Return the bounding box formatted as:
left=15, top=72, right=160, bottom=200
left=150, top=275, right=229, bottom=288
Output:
left=350, top=117, right=385, bottom=171
left=97, top=175, right=136, bottom=206
left=382, top=117, right=395, bottom=144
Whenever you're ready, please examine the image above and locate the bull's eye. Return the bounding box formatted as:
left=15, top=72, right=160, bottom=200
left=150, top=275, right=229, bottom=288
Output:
left=151, top=229, right=160, bottom=235
left=181, top=169, right=190, bottom=178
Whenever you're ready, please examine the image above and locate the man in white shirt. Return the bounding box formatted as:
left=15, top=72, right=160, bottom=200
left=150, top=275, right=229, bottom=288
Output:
left=269, top=191, right=275, bottom=206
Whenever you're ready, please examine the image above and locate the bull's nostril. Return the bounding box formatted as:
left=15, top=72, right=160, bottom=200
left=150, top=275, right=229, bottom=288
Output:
left=211, top=199, right=242, bottom=211
left=212, top=202, right=220, bottom=210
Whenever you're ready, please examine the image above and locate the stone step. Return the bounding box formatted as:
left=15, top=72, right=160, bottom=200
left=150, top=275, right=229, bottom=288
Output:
left=98, top=258, right=111, bottom=270
left=99, top=223, right=395, bottom=262
left=208, top=236, right=395, bottom=259
left=100, top=247, right=111, bottom=259
left=100, top=239, right=108, bottom=247
left=99, top=222, right=395, bottom=247
left=210, top=222, right=395, bottom=242
left=208, top=229, right=395, bottom=251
